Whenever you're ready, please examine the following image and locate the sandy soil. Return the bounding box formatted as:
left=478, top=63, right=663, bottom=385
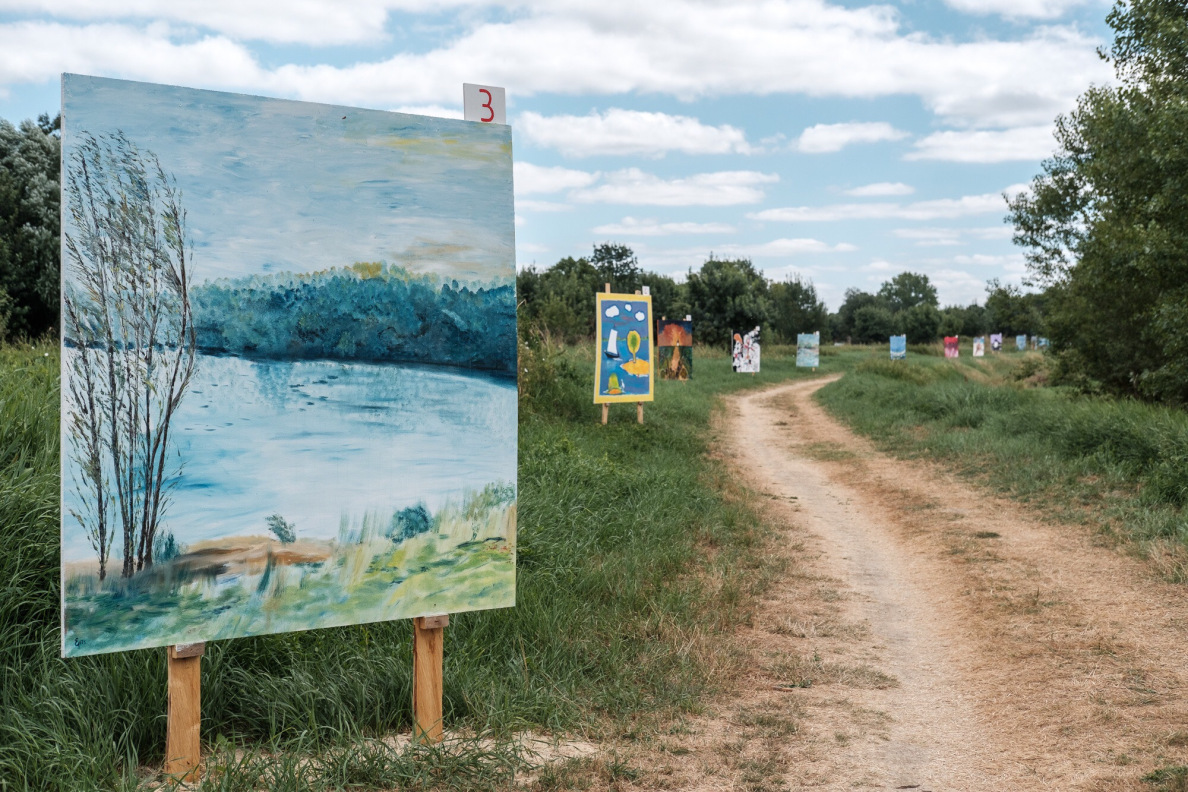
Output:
left=615, top=376, right=1188, bottom=791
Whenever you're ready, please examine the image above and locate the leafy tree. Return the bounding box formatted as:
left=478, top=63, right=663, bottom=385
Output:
left=592, top=242, right=641, bottom=293
left=770, top=275, right=828, bottom=342
left=852, top=304, right=899, bottom=343
left=877, top=272, right=938, bottom=314
left=640, top=271, right=688, bottom=321
left=518, top=255, right=601, bottom=342
left=984, top=280, right=1043, bottom=337
left=835, top=288, right=880, bottom=342
left=685, top=256, right=772, bottom=346
left=1007, top=0, right=1188, bottom=402
left=266, top=514, right=297, bottom=544
left=902, top=303, right=941, bottom=344
left=0, top=116, right=60, bottom=339
left=940, top=303, right=990, bottom=338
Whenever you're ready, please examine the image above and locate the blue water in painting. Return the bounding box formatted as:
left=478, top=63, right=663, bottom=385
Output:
left=62, top=352, right=516, bottom=562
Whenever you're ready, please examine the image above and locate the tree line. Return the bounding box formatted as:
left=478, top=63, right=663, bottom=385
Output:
left=519, top=242, right=1040, bottom=348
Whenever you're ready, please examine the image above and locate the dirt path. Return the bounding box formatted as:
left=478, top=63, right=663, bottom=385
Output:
left=626, top=376, right=1188, bottom=791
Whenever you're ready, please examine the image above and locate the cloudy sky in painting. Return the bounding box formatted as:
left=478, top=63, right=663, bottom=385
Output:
left=2, top=1, right=1115, bottom=307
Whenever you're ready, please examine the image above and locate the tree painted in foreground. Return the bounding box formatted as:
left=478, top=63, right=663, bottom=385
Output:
left=63, top=131, right=196, bottom=579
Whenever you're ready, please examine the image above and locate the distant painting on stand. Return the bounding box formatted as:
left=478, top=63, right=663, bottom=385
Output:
left=595, top=294, right=654, bottom=402
left=944, top=336, right=960, bottom=358
left=973, top=337, right=985, bottom=357
left=60, top=75, right=517, bottom=658
left=733, top=327, right=761, bottom=373
left=1016, top=334, right=1028, bottom=351
left=796, top=332, right=820, bottom=368
left=890, top=335, right=907, bottom=360
left=657, top=319, right=693, bottom=380
left=990, top=333, right=1003, bottom=352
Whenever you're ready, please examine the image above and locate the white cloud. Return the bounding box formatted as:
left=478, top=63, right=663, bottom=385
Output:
left=0, top=4, right=1113, bottom=129
left=751, top=184, right=1028, bottom=222
left=942, top=0, right=1099, bottom=21
left=591, top=217, right=735, bottom=236
left=906, top=125, right=1056, bottom=163
left=513, top=162, right=598, bottom=195
left=515, top=199, right=572, bottom=212
left=605, top=305, right=620, bottom=318
left=572, top=169, right=778, bottom=206
left=844, top=182, right=915, bottom=197
left=893, top=226, right=1013, bottom=246
left=796, top=122, right=908, bottom=154
left=517, top=109, right=751, bottom=158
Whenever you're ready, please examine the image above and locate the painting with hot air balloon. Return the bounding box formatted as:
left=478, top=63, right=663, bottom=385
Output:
left=594, top=293, right=655, bottom=403
left=657, top=319, right=693, bottom=380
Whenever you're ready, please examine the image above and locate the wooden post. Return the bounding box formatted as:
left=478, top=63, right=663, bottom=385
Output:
left=165, top=642, right=204, bottom=781
left=600, top=283, right=611, bottom=425
left=413, top=614, right=448, bottom=743
left=601, top=403, right=608, bottom=424
left=637, top=402, right=643, bottom=424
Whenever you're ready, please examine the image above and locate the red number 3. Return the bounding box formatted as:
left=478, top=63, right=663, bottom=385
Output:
left=479, top=88, right=495, bottom=123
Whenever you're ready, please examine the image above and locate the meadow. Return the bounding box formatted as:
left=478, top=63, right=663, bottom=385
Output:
left=0, top=338, right=854, bottom=791
left=816, top=350, right=1188, bottom=578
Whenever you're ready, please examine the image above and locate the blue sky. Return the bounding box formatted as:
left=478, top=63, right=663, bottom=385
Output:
left=1, top=1, right=1116, bottom=308
left=61, top=74, right=514, bottom=285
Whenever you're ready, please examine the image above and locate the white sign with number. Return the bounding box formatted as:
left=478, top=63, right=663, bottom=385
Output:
left=463, top=83, right=506, bottom=125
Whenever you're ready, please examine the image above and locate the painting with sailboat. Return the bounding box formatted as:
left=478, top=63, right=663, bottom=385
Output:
left=657, top=319, right=693, bottom=380
left=595, top=293, right=654, bottom=403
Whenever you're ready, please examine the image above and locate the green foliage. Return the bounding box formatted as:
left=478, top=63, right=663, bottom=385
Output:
left=685, top=256, right=772, bottom=346
left=591, top=242, right=641, bottom=293
left=877, top=271, right=938, bottom=314
left=770, top=275, right=827, bottom=342
left=902, top=303, right=942, bottom=344
left=0, top=117, right=60, bottom=339
left=983, top=280, right=1043, bottom=337
left=267, top=514, right=298, bottom=544
left=517, top=255, right=600, bottom=343
left=387, top=505, right=431, bottom=542
left=1007, top=0, right=1188, bottom=403
left=939, top=303, right=989, bottom=338
left=853, top=304, right=900, bottom=342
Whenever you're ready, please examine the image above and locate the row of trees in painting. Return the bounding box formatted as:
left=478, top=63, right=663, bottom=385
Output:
left=190, top=265, right=516, bottom=374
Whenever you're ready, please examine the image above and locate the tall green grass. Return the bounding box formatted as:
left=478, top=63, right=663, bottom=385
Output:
left=0, top=338, right=862, bottom=790
left=817, top=355, right=1188, bottom=572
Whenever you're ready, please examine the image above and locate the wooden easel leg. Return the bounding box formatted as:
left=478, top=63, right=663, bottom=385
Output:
left=601, top=404, right=609, bottom=425
left=413, top=615, right=448, bottom=744
left=637, top=402, right=643, bottom=424
left=165, top=643, right=204, bottom=781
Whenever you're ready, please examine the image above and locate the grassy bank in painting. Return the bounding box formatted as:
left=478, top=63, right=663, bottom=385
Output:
left=63, top=487, right=515, bottom=656
left=816, top=353, right=1188, bottom=579
left=2, top=338, right=863, bottom=790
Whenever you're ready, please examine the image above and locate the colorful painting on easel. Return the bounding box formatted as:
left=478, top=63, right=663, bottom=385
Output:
left=990, top=333, right=1003, bottom=352
left=796, top=332, right=820, bottom=368
left=944, top=336, right=960, bottom=358
left=890, top=335, right=907, bottom=360
left=732, top=326, right=761, bottom=373
left=59, top=75, right=517, bottom=657
left=1016, top=334, right=1028, bottom=351
left=973, top=337, right=985, bottom=357
left=595, top=293, right=654, bottom=402
left=657, top=319, right=693, bottom=380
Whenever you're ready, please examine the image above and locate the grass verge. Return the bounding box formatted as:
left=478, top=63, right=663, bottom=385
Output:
left=1, top=337, right=859, bottom=790
left=815, top=352, right=1188, bottom=579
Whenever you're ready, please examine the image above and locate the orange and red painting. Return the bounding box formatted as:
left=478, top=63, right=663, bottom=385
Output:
left=657, top=319, right=693, bottom=380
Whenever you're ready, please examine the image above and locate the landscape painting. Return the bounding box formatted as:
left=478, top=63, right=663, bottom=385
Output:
left=890, top=335, right=907, bottom=360
left=796, top=332, right=819, bottom=368
left=657, top=319, right=692, bottom=380
left=59, top=75, right=517, bottom=657
left=594, top=293, right=654, bottom=402
left=973, top=337, right=985, bottom=357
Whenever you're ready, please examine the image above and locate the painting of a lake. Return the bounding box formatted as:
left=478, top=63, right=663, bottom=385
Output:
left=60, top=75, right=517, bottom=657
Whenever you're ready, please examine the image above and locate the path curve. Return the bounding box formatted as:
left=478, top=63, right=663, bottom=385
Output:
left=720, top=375, right=1188, bottom=790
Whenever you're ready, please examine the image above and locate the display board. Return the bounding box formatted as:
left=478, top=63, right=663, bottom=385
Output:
left=657, top=319, right=693, bottom=380
left=595, top=293, right=655, bottom=402
left=944, top=336, right=960, bottom=358
left=990, top=333, right=1003, bottom=352
left=973, top=337, right=985, bottom=357
left=60, top=75, right=517, bottom=657
left=796, top=332, right=820, bottom=368
left=732, top=327, right=761, bottom=373
left=890, top=335, right=907, bottom=360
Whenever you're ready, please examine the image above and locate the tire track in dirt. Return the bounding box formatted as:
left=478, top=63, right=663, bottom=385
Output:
left=712, top=376, right=1188, bottom=790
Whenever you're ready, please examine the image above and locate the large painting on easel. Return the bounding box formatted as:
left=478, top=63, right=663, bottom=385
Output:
left=594, top=293, right=654, bottom=403
left=657, top=319, right=692, bottom=380
left=59, top=75, right=517, bottom=657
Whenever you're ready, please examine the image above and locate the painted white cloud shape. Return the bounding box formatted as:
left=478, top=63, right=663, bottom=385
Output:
left=517, top=109, right=752, bottom=158
left=635, top=312, right=645, bottom=321
left=605, top=305, right=620, bottom=318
